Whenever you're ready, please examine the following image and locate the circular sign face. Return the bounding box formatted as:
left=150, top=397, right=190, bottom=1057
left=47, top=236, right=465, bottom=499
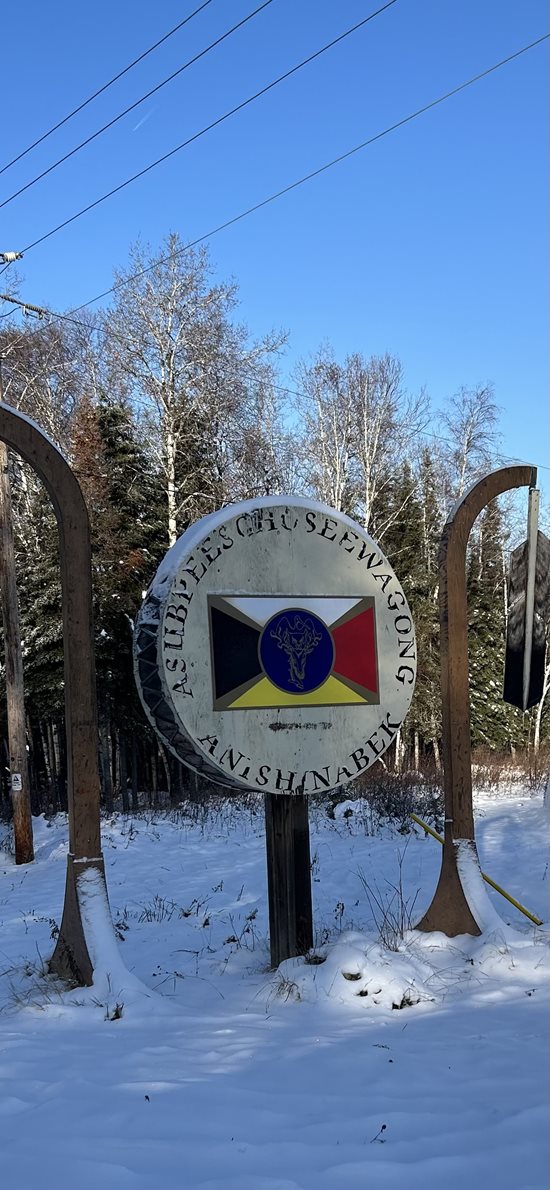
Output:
left=134, top=498, right=417, bottom=796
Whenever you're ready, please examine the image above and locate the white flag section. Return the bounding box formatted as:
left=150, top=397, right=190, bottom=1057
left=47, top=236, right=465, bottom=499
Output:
left=223, top=595, right=362, bottom=624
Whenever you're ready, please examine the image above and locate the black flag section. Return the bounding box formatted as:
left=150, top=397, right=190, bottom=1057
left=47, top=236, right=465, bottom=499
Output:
left=503, top=513, right=550, bottom=711
left=209, top=601, right=262, bottom=704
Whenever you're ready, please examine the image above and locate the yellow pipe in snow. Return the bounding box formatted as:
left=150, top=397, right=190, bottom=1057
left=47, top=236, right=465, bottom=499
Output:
left=410, top=812, right=543, bottom=927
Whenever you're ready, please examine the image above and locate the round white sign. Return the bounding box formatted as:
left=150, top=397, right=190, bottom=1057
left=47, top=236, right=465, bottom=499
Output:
left=134, top=498, right=416, bottom=795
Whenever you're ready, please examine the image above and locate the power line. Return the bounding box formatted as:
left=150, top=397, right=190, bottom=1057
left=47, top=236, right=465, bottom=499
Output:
left=3, top=33, right=547, bottom=363
left=0, top=0, right=215, bottom=179
left=59, top=31, right=548, bottom=315
left=1, top=294, right=547, bottom=476
left=1, top=0, right=277, bottom=211
left=0, top=293, right=88, bottom=331
left=20, top=0, right=398, bottom=253
left=0, top=293, right=49, bottom=320
left=0, top=301, right=21, bottom=319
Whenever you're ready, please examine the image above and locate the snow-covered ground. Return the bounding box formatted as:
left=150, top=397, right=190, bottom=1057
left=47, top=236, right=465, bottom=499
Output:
left=0, top=788, right=548, bottom=1190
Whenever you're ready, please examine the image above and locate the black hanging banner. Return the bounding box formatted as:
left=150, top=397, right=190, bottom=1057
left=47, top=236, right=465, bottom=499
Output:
left=503, top=489, right=550, bottom=711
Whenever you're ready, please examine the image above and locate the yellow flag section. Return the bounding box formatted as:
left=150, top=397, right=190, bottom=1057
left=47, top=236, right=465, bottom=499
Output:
left=229, top=674, right=368, bottom=708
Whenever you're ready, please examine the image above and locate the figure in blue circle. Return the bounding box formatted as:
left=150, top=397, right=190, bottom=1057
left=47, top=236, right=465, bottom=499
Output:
left=259, top=608, right=334, bottom=694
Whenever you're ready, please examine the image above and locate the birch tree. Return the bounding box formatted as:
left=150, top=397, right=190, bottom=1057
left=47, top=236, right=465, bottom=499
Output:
left=442, top=384, right=501, bottom=500
left=101, top=234, right=285, bottom=545
left=296, top=348, right=428, bottom=536
left=295, top=350, right=358, bottom=513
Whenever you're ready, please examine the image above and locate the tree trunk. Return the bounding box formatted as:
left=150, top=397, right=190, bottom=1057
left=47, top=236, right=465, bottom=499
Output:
left=192, top=768, right=200, bottom=803
left=26, top=714, right=41, bottom=816
left=150, top=743, right=158, bottom=808
left=130, top=732, right=139, bottom=812
left=118, top=732, right=130, bottom=814
left=167, top=754, right=183, bottom=807
left=52, top=721, right=67, bottom=811
left=45, top=719, right=59, bottom=811
left=98, top=707, right=114, bottom=813
left=533, top=658, right=550, bottom=758
left=0, top=440, right=34, bottom=864
left=166, top=422, right=178, bottom=547
left=111, top=720, right=118, bottom=803
left=157, top=742, right=171, bottom=804
left=432, top=736, right=442, bottom=775
left=1, top=737, right=10, bottom=814
left=393, top=729, right=402, bottom=774
left=38, top=719, right=54, bottom=810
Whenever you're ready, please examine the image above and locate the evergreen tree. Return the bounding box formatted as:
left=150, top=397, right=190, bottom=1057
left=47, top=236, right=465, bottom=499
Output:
left=70, top=394, right=165, bottom=723
left=467, top=499, right=527, bottom=752
left=374, top=452, right=445, bottom=767
left=377, top=460, right=431, bottom=764
left=413, top=449, right=444, bottom=766
left=15, top=480, right=64, bottom=722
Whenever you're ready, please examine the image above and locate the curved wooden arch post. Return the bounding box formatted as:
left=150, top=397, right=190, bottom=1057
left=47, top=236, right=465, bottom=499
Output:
left=0, top=403, right=109, bottom=984
left=418, top=463, right=537, bottom=935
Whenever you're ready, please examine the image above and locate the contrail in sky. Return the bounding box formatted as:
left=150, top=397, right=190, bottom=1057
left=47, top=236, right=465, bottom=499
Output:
left=132, top=109, right=156, bottom=132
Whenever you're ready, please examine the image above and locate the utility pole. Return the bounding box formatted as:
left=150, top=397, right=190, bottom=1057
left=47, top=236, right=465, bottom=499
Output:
left=0, top=353, right=34, bottom=863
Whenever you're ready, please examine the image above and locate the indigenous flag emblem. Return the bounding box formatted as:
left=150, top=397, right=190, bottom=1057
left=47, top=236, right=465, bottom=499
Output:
left=208, top=596, right=379, bottom=710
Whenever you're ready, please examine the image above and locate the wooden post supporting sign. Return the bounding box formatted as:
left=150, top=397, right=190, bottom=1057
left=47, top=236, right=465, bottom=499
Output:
left=265, top=791, right=313, bottom=968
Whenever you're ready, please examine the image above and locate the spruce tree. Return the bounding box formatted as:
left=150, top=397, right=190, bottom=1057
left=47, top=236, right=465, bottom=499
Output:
left=376, top=452, right=444, bottom=768
left=376, top=461, right=427, bottom=764
left=467, top=499, right=526, bottom=752
left=71, top=393, right=166, bottom=731
left=16, top=484, right=64, bottom=722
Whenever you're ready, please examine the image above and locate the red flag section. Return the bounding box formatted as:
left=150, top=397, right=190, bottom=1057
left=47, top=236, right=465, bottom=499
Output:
left=332, top=605, right=378, bottom=694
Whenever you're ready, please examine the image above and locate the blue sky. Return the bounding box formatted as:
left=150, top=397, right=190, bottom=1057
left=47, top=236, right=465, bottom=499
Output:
left=1, top=0, right=548, bottom=490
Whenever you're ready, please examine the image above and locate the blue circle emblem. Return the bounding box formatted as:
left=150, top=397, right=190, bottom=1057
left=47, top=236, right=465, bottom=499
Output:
left=259, top=608, right=334, bottom=695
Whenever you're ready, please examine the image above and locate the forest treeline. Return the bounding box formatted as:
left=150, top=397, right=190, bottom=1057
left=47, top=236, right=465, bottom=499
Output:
left=0, top=233, right=547, bottom=816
